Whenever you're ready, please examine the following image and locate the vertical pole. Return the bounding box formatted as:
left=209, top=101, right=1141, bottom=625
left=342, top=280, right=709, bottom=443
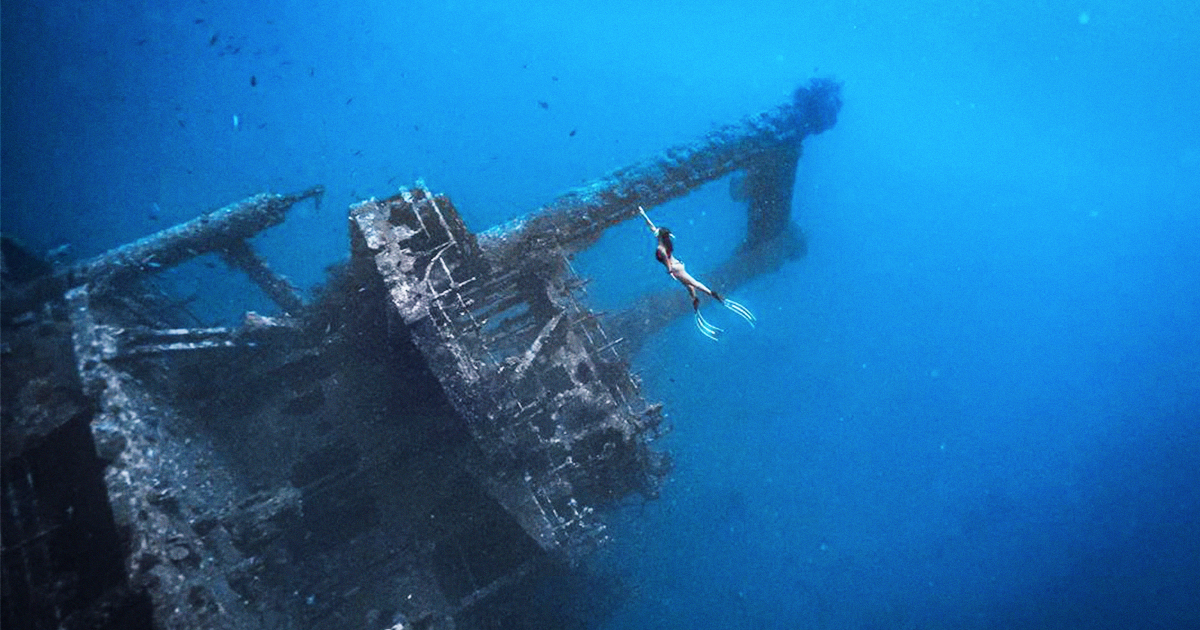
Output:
left=740, top=143, right=802, bottom=252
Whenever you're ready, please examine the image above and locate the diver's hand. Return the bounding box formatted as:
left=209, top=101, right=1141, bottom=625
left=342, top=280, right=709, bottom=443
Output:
left=639, top=206, right=657, bottom=233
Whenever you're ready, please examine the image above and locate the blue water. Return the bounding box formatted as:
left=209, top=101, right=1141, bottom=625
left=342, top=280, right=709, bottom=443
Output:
left=4, top=1, right=1198, bottom=628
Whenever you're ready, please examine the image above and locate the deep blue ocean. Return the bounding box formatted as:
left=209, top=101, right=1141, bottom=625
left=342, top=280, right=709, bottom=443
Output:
left=3, top=1, right=1198, bottom=628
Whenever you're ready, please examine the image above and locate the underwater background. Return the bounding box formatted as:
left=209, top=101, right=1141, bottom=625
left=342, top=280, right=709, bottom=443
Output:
left=3, top=1, right=1198, bottom=628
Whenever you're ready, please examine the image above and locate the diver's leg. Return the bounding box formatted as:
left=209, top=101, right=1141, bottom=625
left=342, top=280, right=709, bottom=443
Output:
left=676, top=269, right=718, bottom=302
left=688, top=286, right=722, bottom=341
left=681, top=267, right=753, bottom=328
left=692, top=279, right=721, bottom=303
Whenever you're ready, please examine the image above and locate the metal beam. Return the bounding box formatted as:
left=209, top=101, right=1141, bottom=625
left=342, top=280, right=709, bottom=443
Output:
left=477, top=78, right=841, bottom=267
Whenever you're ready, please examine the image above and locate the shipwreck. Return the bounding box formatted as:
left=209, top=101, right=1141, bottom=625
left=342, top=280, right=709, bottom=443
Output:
left=1, top=78, right=841, bottom=630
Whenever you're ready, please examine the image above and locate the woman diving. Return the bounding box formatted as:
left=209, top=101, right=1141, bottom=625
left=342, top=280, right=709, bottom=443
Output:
left=639, top=206, right=756, bottom=341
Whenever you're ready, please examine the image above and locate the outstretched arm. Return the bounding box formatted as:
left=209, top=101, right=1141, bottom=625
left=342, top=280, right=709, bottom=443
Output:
left=638, top=206, right=658, bottom=234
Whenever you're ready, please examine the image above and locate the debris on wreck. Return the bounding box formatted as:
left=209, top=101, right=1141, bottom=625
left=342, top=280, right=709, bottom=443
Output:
left=1, top=78, right=841, bottom=629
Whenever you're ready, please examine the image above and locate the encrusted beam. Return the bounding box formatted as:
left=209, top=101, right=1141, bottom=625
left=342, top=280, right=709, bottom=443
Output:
left=477, top=78, right=841, bottom=267
left=3, top=186, right=323, bottom=322
left=218, top=239, right=306, bottom=315
left=69, top=186, right=324, bottom=290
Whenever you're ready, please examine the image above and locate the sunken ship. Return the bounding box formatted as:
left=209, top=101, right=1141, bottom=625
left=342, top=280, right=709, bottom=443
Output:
left=1, top=79, right=840, bottom=630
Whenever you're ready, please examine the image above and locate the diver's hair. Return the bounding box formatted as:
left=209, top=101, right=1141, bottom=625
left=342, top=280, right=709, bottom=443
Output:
left=656, top=227, right=673, bottom=255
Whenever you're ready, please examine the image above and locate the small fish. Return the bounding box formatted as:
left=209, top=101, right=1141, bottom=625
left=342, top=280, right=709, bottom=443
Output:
left=569, top=129, right=576, bottom=137
left=250, top=75, right=257, bottom=87
left=345, top=97, right=353, bottom=105
left=48, top=243, right=73, bottom=260
left=194, top=18, right=205, bottom=24
left=538, top=100, right=549, bottom=109
left=209, top=33, right=219, bottom=46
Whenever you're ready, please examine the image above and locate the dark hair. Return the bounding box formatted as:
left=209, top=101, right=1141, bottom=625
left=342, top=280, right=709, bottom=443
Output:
left=656, top=227, right=673, bottom=255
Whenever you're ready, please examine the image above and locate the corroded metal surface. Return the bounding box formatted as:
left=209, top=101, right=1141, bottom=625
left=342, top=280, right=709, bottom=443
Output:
left=351, top=186, right=669, bottom=558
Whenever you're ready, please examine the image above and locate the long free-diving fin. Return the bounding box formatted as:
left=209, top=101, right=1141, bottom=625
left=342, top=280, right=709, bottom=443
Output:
left=723, top=299, right=757, bottom=327
left=695, top=310, right=723, bottom=341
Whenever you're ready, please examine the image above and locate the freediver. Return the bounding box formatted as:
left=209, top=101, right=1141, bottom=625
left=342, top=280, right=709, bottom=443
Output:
left=639, top=206, right=756, bottom=341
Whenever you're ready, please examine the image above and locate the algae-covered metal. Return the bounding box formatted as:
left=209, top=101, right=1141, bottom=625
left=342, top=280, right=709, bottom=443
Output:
left=351, top=186, right=669, bottom=557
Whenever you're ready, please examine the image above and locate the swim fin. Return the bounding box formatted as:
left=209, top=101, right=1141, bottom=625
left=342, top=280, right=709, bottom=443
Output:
left=695, top=310, right=723, bottom=341
left=723, top=298, right=756, bottom=327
